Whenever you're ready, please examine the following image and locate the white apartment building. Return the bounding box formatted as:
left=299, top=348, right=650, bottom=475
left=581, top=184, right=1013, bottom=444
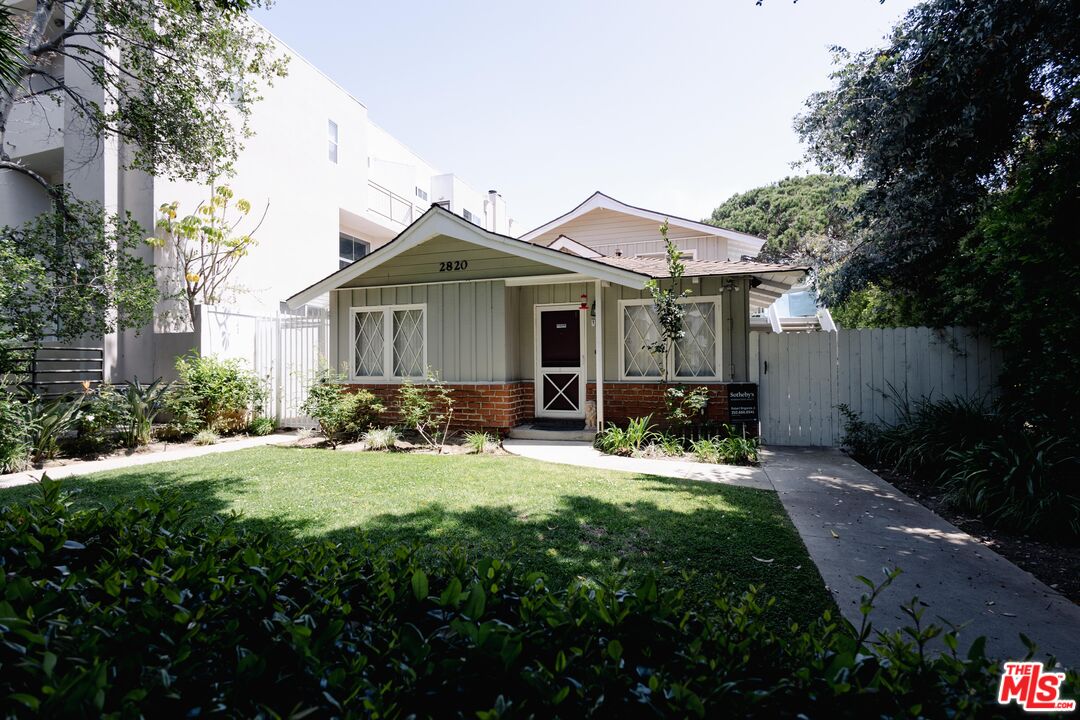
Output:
left=0, top=15, right=512, bottom=382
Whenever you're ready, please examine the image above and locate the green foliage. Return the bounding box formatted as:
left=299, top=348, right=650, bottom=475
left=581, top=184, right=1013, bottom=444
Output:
left=464, top=430, right=496, bottom=454
left=2, top=482, right=1065, bottom=717
left=247, top=416, right=277, bottom=437
left=707, top=174, right=862, bottom=260
left=361, top=426, right=399, bottom=451
left=300, top=371, right=384, bottom=448
left=22, top=392, right=83, bottom=465
left=643, top=222, right=691, bottom=379
left=0, top=381, right=29, bottom=473
left=594, top=415, right=658, bottom=456
left=119, top=378, right=171, bottom=448
left=70, top=384, right=129, bottom=455
left=690, top=427, right=759, bottom=466
left=663, top=385, right=710, bottom=427
left=193, top=429, right=220, bottom=446
left=397, top=371, right=455, bottom=450
left=149, top=186, right=262, bottom=329
left=655, top=433, right=686, bottom=457
left=169, top=354, right=265, bottom=435
left=0, top=198, right=157, bottom=344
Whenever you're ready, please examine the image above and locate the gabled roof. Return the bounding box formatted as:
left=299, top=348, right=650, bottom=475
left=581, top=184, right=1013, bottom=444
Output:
left=547, top=234, right=603, bottom=258
left=519, top=191, right=766, bottom=253
left=592, top=256, right=806, bottom=278
left=286, top=205, right=652, bottom=307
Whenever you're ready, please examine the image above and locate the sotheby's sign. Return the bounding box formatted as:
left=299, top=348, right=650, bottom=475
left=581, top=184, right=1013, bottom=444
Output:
left=728, top=384, right=758, bottom=422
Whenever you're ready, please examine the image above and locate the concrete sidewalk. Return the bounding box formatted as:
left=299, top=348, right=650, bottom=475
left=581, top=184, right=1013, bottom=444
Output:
left=763, top=448, right=1080, bottom=668
left=502, top=439, right=772, bottom=490
left=0, top=432, right=299, bottom=489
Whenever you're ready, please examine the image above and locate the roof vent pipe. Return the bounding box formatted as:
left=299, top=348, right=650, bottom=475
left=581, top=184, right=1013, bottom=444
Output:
left=488, top=190, right=498, bottom=232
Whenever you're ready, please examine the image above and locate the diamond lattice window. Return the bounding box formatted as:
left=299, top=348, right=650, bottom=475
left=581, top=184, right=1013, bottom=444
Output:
left=674, top=301, right=717, bottom=378
left=622, top=304, right=662, bottom=377
left=353, top=311, right=384, bottom=377
left=393, top=309, right=425, bottom=377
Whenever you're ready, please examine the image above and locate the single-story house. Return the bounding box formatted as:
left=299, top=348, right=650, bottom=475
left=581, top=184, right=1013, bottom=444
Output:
left=287, top=204, right=806, bottom=435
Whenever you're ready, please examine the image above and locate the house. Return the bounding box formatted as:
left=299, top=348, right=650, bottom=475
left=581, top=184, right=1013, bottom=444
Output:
left=0, top=18, right=511, bottom=384
left=521, top=191, right=833, bottom=334
left=287, top=204, right=806, bottom=434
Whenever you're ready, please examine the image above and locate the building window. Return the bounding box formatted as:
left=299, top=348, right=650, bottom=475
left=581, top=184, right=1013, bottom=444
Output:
left=462, top=209, right=477, bottom=224
left=351, top=305, right=426, bottom=380
left=415, top=186, right=428, bottom=201
left=618, top=298, right=721, bottom=380
left=339, top=233, right=369, bottom=269
left=328, top=119, right=338, bottom=163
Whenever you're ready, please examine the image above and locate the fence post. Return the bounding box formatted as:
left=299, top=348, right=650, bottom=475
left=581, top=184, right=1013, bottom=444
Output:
left=274, top=312, right=284, bottom=425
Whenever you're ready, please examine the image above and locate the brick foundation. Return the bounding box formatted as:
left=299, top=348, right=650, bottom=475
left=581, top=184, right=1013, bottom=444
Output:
left=347, top=380, right=754, bottom=434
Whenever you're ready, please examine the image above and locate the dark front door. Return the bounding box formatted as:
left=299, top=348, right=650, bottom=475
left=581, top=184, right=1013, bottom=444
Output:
left=536, top=307, right=583, bottom=417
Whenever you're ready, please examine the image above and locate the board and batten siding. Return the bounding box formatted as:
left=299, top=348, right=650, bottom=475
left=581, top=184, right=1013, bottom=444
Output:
left=340, top=236, right=566, bottom=288
left=527, top=209, right=733, bottom=261
left=330, top=280, right=509, bottom=382
left=509, top=277, right=751, bottom=382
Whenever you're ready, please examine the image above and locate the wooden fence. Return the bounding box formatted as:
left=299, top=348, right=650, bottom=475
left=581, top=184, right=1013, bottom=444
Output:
left=753, top=327, right=1002, bottom=447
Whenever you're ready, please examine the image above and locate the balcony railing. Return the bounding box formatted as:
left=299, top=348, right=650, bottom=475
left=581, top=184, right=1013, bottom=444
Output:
left=368, top=181, right=414, bottom=225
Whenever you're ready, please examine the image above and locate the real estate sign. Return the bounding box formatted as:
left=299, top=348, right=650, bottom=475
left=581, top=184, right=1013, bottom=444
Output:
left=728, top=384, right=758, bottom=423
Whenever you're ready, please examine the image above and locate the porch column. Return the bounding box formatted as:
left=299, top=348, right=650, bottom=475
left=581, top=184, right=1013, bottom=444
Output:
left=594, top=279, right=604, bottom=429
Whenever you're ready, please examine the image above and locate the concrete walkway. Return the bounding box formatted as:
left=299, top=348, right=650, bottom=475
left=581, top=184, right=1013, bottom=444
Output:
left=763, top=448, right=1080, bottom=668
left=0, top=432, right=299, bottom=489
left=502, top=439, right=772, bottom=490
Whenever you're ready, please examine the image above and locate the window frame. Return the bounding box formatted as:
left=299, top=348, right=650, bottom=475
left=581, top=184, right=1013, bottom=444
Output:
left=328, top=119, right=339, bottom=163
left=338, top=233, right=370, bottom=269
left=617, top=296, right=723, bottom=381
left=349, top=303, right=428, bottom=382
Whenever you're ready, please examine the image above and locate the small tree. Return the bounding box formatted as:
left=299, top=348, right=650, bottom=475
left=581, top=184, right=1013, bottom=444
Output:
left=398, top=370, right=455, bottom=452
left=148, top=186, right=265, bottom=329
left=644, top=221, right=692, bottom=382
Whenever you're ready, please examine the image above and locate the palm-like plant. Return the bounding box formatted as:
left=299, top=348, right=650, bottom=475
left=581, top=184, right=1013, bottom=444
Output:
left=121, top=378, right=171, bottom=448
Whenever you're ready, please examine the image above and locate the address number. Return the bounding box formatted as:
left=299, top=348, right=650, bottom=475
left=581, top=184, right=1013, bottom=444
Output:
left=439, top=260, right=469, bottom=272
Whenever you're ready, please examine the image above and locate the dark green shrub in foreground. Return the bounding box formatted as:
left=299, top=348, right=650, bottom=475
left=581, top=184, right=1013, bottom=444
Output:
left=168, top=353, right=266, bottom=435
left=1, top=480, right=1074, bottom=718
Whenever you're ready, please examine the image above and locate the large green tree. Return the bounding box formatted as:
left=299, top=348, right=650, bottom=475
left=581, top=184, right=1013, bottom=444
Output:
left=0, top=0, right=286, bottom=343
left=795, top=0, right=1080, bottom=429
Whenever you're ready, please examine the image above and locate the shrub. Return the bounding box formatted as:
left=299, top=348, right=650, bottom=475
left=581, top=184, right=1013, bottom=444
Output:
left=663, top=385, right=710, bottom=427
left=193, top=429, right=220, bottom=446
left=247, top=416, right=277, bottom=436
left=942, top=433, right=1080, bottom=539
left=362, top=426, right=399, bottom=450
left=22, top=392, right=83, bottom=464
left=169, top=354, right=265, bottom=435
left=70, top=384, right=128, bottom=455
left=655, top=432, right=686, bottom=456
left=690, top=426, right=758, bottom=465
left=119, top=377, right=171, bottom=448
left=301, top=371, right=384, bottom=448
left=398, top=370, right=454, bottom=451
left=0, top=383, right=30, bottom=472
left=464, top=430, right=496, bottom=454
left=595, top=415, right=658, bottom=456
left=1, top=480, right=1073, bottom=717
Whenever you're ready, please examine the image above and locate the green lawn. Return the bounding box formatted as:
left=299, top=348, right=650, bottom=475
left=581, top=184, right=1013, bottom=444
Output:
left=2, top=447, right=832, bottom=627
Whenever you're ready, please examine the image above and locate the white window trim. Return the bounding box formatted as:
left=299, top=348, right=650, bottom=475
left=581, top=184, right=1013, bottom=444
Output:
left=634, top=249, right=698, bottom=261
left=617, top=296, right=723, bottom=381
left=349, top=303, right=427, bottom=382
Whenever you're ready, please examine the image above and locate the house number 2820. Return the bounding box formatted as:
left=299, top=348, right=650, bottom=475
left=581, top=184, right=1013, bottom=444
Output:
left=439, top=260, right=469, bottom=272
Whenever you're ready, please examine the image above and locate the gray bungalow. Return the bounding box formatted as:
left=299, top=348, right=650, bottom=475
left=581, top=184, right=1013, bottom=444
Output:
left=287, top=205, right=805, bottom=435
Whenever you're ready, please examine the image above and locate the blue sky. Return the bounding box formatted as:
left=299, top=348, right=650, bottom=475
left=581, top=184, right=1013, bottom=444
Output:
left=253, top=0, right=919, bottom=233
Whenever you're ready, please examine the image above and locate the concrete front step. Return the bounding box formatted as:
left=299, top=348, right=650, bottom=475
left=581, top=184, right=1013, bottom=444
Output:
left=507, top=425, right=596, bottom=442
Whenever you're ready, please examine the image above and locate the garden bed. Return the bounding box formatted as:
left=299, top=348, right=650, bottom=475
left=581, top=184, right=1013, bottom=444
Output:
left=875, top=464, right=1080, bottom=605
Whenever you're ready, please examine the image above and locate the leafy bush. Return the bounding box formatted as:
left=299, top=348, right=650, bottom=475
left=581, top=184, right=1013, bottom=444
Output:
left=594, top=415, right=658, bottom=456
left=464, top=430, right=496, bottom=454
left=22, top=392, right=83, bottom=464
left=1, top=480, right=1073, bottom=717
left=690, top=426, right=759, bottom=465
left=663, top=385, right=710, bottom=427
left=362, top=426, right=399, bottom=450
left=398, top=371, right=454, bottom=451
left=837, top=402, right=882, bottom=460
left=247, top=416, right=277, bottom=436
left=70, top=384, right=128, bottom=455
left=193, top=429, right=220, bottom=446
left=169, top=354, right=265, bottom=435
left=0, top=383, right=30, bottom=473
left=301, top=371, right=384, bottom=448
left=942, top=433, right=1080, bottom=539
left=119, top=377, right=171, bottom=447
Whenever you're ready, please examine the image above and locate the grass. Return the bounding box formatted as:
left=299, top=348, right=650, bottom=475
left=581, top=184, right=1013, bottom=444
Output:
left=0, top=447, right=832, bottom=627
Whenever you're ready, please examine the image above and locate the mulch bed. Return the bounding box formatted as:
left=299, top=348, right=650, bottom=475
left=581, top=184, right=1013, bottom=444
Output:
left=868, top=463, right=1080, bottom=605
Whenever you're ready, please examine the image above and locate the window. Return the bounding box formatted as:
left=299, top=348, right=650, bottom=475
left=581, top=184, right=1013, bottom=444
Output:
left=339, top=233, right=369, bottom=269
left=351, top=305, right=426, bottom=380
left=415, top=186, right=428, bottom=201
left=327, top=119, right=338, bottom=163
left=462, top=209, right=477, bottom=224
left=618, top=298, right=721, bottom=380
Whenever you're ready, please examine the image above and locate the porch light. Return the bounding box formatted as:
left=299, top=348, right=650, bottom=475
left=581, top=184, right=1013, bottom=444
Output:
left=579, top=293, right=589, bottom=311
left=590, top=300, right=597, bottom=326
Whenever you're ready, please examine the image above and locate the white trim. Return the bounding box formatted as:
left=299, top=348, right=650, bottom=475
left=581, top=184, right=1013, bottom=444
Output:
left=519, top=191, right=766, bottom=252
left=534, top=303, right=587, bottom=419
left=288, top=207, right=648, bottom=308
left=503, top=273, right=593, bottom=287
left=547, top=234, right=603, bottom=258
left=331, top=273, right=591, bottom=292
left=634, top=249, right=698, bottom=261
left=349, top=303, right=428, bottom=381
left=616, top=296, right=724, bottom=382
left=594, top=279, right=604, bottom=428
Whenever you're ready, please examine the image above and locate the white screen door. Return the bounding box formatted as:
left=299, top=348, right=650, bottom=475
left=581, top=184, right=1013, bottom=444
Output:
left=535, top=305, right=585, bottom=418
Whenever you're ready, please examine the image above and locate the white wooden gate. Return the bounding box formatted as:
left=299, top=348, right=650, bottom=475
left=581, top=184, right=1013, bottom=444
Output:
left=755, top=327, right=1002, bottom=447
